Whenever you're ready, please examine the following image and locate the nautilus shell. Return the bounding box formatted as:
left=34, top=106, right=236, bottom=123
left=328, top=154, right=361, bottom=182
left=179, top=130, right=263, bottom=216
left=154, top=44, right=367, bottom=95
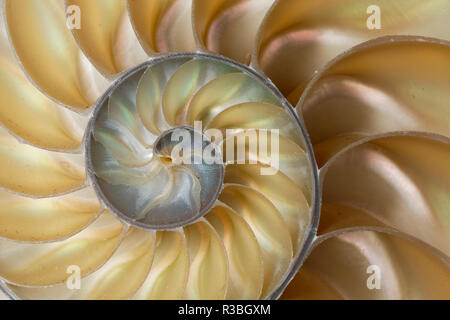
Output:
left=0, top=0, right=449, bottom=300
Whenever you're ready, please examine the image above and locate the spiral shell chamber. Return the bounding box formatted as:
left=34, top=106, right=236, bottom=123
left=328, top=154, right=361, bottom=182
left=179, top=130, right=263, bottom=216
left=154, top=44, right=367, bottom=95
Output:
left=82, top=52, right=321, bottom=300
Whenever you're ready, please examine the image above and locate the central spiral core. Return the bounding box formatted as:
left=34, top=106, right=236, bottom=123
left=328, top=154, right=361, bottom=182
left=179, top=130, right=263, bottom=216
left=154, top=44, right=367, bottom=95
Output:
left=151, top=126, right=225, bottom=224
